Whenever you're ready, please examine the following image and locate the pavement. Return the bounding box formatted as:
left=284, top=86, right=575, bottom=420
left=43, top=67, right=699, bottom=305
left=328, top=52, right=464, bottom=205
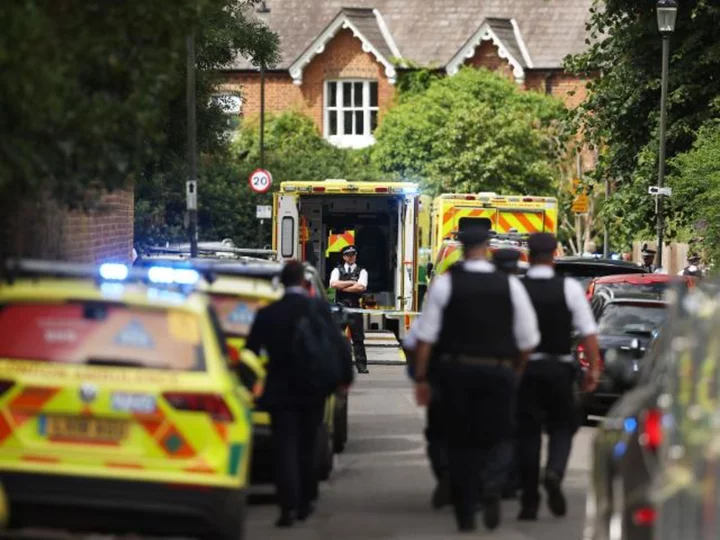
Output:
left=4, top=366, right=595, bottom=540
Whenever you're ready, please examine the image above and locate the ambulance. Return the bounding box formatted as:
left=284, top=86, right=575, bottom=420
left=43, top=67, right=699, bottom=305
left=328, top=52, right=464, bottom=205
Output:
left=428, top=193, right=558, bottom=276
left=273, top=180, right=420, bottom=334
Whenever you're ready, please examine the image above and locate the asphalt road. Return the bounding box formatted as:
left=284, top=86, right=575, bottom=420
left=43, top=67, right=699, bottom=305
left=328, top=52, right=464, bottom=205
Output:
left=5, top=366, right=595, bottom=540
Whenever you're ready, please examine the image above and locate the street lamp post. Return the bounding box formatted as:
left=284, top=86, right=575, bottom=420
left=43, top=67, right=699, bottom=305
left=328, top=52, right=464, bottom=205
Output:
left=186, top=32, right=199, bottom=258
left=655, top=0, right=677, bottom=270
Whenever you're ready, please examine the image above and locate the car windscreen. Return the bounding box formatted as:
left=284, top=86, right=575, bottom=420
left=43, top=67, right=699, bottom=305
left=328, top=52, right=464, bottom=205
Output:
left=0, top=302, right=205, bottom=371
left=598, top=303, right=668, bottom=337
left=209, top=294, right=273, bottom=338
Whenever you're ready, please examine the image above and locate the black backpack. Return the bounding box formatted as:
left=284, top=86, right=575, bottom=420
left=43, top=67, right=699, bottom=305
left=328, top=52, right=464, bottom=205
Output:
left=291, top=300, right=344, bottom=396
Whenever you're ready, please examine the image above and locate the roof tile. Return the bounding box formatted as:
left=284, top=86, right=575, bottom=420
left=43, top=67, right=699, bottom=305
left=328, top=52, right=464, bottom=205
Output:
left=228, top=0, right=592, bottom=71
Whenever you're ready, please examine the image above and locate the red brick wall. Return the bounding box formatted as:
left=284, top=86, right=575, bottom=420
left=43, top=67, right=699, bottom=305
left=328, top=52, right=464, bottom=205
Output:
left=524, top=71, right=591, bottom=109
left=62, top=189, right=135, bottom=263
left=224, top=28, right=396, bottom=134
left=0, top=188, right=134, bottom=264
left=465, top=40, right=516, bottom=81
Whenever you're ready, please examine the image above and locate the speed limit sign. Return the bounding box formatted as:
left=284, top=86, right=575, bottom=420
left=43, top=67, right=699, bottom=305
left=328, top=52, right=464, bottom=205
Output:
left=248, top=168, right=273, bottom=193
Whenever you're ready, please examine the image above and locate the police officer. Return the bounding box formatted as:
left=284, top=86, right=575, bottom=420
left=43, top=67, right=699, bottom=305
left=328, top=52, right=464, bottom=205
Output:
left=330, top=245, right=369, bottom=374
left=492, top=248, right=522, bottom=275
left=641, top=244, right=657, bottom=273
left=403, top=316, right=451, bottom=509
left=412, top=226, right=540, bottom=532
left=492, top=247, right=523, bottom=500
left=679, top=253, right=703, bottom=277
left=517, top=232, right=601, bottom=520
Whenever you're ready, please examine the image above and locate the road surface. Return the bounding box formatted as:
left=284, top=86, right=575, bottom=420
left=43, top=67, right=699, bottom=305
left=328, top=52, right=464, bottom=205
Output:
left=5, top=366, right=595, bottom=539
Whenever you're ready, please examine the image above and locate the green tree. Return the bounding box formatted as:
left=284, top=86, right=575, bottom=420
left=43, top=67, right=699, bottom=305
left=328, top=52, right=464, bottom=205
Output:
left=371, top=68, right=568, bottom=196
left=136, top=111, right=385, bottom=248
left=0, top=0, right=278, bottom=205
left=565, top=0, right=720, bottom=247
left=233, top=111, right=385, bottom=185
left=668, top=121, right=720, bottom=263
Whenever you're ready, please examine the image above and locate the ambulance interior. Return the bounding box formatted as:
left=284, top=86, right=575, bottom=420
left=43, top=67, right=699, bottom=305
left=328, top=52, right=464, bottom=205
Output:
left=299, top=195, right=404, bottom=308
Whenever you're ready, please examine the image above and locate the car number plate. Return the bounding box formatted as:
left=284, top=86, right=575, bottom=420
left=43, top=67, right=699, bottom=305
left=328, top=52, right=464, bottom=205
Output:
left=45, top=415, right=128, bottom=442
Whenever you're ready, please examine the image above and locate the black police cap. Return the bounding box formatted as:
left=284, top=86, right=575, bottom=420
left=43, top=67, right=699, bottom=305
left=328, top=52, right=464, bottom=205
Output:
left=458, top=226, right=490, bottom=248
left=527, top=232, right=557, bottom=255
left=493, top=248, right=521, bottom=263
left=341, top=245, right=357, bottom=255
left=641, top=243, right=656, bottom=256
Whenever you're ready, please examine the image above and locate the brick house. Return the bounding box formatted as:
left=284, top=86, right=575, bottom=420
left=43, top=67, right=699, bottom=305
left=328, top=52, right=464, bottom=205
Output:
left=220, top=0, right=594, bottom=153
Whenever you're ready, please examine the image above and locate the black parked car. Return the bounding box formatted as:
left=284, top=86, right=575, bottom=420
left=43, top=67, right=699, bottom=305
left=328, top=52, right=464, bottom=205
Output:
left=578, top=298, right=669, bottom=418
left=582, top=325, right=667, bottom=540
left=582, top=280, right=713, bottom=540
left=555, top=257, right=646, bottom=290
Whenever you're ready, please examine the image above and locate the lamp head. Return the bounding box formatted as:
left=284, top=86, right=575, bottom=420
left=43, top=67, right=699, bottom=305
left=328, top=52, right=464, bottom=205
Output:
left=657, top=0, right=678, bottom=35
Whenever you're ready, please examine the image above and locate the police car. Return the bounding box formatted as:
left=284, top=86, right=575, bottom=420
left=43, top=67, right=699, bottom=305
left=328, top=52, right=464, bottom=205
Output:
left=137, top=257, right=348, bottom=482
left=0, top=260, right=253, bottom=539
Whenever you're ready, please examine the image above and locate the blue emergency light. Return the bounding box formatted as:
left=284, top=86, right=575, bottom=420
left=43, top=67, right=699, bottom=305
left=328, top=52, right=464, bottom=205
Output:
left=99, top=262, right=200, bottom=286
left=147, top=266, right=200, bottom=285
left=99, top=263, right=129, bottom=281
left=623, top=417, right=637, bottom=433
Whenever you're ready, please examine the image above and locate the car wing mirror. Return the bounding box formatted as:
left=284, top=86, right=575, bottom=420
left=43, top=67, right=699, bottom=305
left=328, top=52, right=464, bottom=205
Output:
left=630, top=338, right=644, bottom=359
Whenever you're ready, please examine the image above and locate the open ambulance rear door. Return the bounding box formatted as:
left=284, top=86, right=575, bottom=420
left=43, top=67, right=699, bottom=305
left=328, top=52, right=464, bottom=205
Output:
left=274, top=192, right=299, bottom=261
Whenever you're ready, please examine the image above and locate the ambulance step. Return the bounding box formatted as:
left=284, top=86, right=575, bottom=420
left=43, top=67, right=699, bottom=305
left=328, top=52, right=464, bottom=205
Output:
left=363, top=331, right=406, bottom=365
left=365, top=330, right=402, bottom=348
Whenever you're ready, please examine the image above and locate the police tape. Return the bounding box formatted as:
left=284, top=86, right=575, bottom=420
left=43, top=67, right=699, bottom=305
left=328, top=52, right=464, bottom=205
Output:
left=343, top=308, right=422, bottom=316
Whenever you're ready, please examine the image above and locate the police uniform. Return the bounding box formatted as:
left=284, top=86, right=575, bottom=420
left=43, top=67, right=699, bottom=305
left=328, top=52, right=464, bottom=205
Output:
left=517, top=233, right=598, bottom=520
left=641, top=244, right=657, bottom=273
left=404, top=317, right=451, bottom=508
left=679, top=254, right=702, bottom=277
left=414, top=227, right=540, bottom=532
left=329, top=245, right=369, bottom=373
left=493, top=248, right=521, bottom=275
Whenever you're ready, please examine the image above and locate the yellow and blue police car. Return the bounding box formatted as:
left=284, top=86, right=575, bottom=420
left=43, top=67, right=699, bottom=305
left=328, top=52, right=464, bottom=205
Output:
left=0, top=260, right=253, bottom=539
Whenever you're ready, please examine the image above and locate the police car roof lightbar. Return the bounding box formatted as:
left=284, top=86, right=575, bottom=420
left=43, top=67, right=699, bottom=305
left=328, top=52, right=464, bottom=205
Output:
left=136, top=257, right=284, bottom=279
left=2, top=259, right=214, bottom=287
left=147, top=245, right=277, bottom=257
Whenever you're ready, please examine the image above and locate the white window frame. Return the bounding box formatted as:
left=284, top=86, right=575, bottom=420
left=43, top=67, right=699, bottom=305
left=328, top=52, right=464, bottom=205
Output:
left=324, top=80, right=379, bottom=149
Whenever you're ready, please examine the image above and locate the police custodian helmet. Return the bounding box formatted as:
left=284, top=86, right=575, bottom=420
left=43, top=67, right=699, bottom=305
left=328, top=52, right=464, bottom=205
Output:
left=493, top=248, right=521, bottom=272
left=528, top=232, right=557, bottom=256
left=458, top=227, right=490, bottom=248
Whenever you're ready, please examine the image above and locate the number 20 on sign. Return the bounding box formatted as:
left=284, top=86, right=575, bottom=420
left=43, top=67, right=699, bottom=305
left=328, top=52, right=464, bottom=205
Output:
left=249, top=169, right=273, bottom=193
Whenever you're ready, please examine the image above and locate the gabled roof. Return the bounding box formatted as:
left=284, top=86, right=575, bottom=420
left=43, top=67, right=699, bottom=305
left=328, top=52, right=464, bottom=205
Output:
left=226, top=0, right=593, bottom=72
left=288, top=7, right=403, bottom=85
left=445, top=18, right=533, bottom=81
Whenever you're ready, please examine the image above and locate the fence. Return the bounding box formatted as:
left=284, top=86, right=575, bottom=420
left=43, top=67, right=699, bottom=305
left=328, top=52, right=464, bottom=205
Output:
left=632, top=241, right=689, bottom=275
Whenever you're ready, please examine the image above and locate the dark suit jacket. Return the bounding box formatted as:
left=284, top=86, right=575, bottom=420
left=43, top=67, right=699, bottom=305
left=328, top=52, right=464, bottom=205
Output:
left=245, top=292, right=352, bottom=408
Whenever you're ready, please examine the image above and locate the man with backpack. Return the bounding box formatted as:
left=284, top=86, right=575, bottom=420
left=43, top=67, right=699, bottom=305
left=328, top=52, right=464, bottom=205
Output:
left=245, top=260, right=353, bottom=528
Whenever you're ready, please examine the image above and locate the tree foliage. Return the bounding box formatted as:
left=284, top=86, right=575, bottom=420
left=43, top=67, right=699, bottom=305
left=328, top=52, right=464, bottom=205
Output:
left=668, top=121, right=720, bottom=263
left=371, top=68, right=569, bottom=196
left=0, top=0, right=278, bottom=205
left=565, top=0, right=720, bottom=248
left=136, top=111, right=384, bottom=248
